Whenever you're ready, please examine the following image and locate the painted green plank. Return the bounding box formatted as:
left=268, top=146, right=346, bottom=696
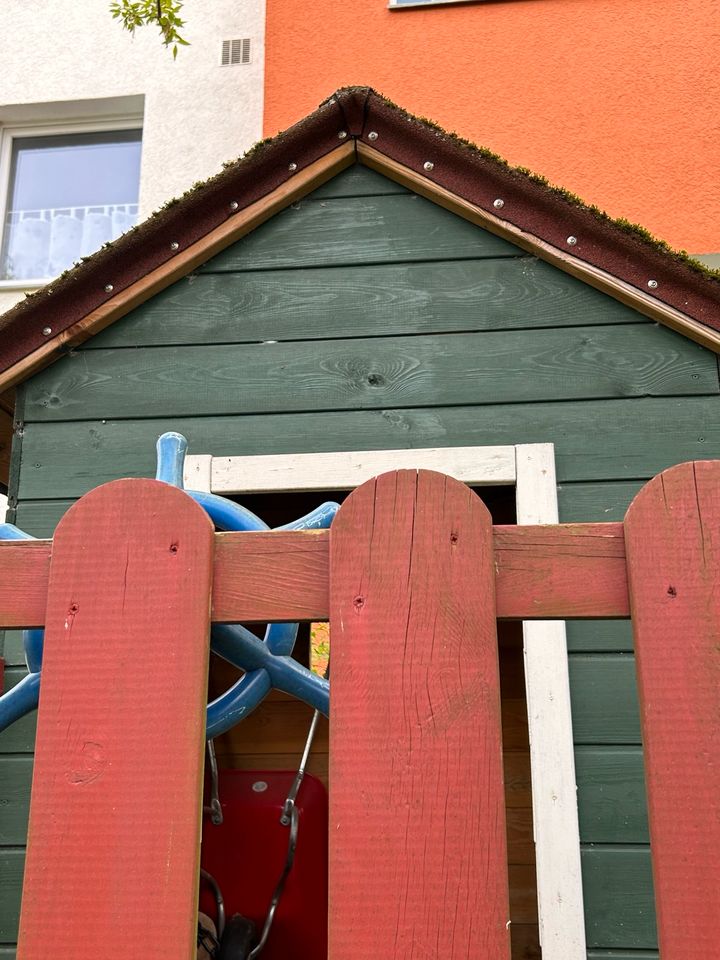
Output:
left=199, top=194, right=519, bottom=271
left=566, top=620, right=634, bottom=654
left=587, top=952, right=658, bottom=959
left=570, top=655, right=641, bottom=744
left=575, top=747, right=648, bottom=843
left=0, top=670, right=35, bottom=754
left=13, top=501, right=69, bottom=538
left=1, top=635, right=25, bottom=669
left=0, top=850, right=23, bottom=943
left=558, top=481, right=645, bottom=523
left=85, top=258, right=647, bottom=350
left=0, top=950, right=17, bottom=958
left=23, top=324, right=716, bottom=423
left=581, top=846, right=657, bottom=949
left=310, top=165, right=410, bottom=198
left=16, top=395, right=720, bottom=499
left=0, top=758, right=31, bottom=845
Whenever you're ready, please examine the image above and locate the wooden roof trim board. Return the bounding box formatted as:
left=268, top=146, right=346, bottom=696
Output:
left=0, top=144, right=355, bottom=392
left=359, top=145, right=720, bottom=354
left=0, top=86, right=719, bottom=394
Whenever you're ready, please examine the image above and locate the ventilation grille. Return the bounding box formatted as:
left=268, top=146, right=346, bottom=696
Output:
left=221, top=38, right=251, bottom=65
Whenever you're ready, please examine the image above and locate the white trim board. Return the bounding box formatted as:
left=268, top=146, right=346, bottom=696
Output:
left=185, top=442, right=586, bottom=960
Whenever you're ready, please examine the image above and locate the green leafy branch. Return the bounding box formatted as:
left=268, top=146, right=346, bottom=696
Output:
left=110, top=0, right=189, bottom=58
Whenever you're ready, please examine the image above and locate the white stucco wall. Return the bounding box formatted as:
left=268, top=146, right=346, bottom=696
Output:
left=0, top=0, right=265, bottom=313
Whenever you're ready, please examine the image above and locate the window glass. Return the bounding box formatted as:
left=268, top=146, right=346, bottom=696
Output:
left=1, top=129, right=142, bottom=281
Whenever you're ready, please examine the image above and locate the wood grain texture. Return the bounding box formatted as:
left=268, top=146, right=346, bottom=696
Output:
left=0, top=409, right=13, bottom=489
left=329, top=470, right=510, bottom=958
left=514, top=443, right=586, bottom=960
left=624, top=460, right=720, bottom=959
left=357, top=147, right=720, bottom=357
left=0, top=523, right=631, bottom=629
left=0, top=542, right=50, bottom=629
left=24, top=324, right=716, bottom=423
left=16, top=479, right=214, bottom=960
left=0, top=757, right=32, bottom=844
left=85, top=258, right=645, bottom=351
left=575, top=747, right=649, bottom=843
left=569, top=655, right=640, bottom=744
left=0, top=144, right=356, bottom=395
left=200, top=193, right=518, bottom=273
left=0, top=848, right=23, bottom=942
left=580, top=847, right=656, bottom=949
left=199, top=444, right=516, bottom=494
left=310, top=165, right=411, bottom=198
left=17, top=395, right=720, bottom=500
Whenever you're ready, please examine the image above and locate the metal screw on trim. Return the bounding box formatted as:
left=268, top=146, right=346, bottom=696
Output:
left=288, top=162, right=298, bottom=172
left=42, top=326, right=52, bottom=336
left=493, top=199, right=505, bottom=209
left=423, top=161, right=434, bottom=172
left=648, top=279, right=658, bottom=289
left=252, top=781, right=268, bottom=793
left=170, top=241, right=179, bottom=251
left=104, top=284, right=114, bottom=293
left=567, top=236, right=578, bottom=246
left=368, top=131, right=378, bottom=141
left=229, top=201, right=239, bottom=211
left=338, top=130, right=348, bottom=140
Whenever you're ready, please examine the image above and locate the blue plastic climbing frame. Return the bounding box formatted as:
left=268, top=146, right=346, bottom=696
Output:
left=0, top=433, right=333, bottom=737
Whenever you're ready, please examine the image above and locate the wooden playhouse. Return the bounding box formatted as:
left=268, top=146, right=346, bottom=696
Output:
left=0, top=88, right=719, bottom=959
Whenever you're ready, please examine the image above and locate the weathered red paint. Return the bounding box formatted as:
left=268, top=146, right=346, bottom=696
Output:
left=0, top=522, right=629, bottom=628
left=329, top=470, right=511, bottom=959
left=16, top=479, right=214, bottom=960
left=624, top=461, right=720, bottom=958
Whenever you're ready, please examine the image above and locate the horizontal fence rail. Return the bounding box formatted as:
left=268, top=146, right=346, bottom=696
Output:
left=0, top=521, right=629, bottom=628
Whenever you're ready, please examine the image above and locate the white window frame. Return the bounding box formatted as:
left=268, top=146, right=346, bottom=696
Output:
left=186, top=441, right=587, bottom=959
left=0, top=115, right=143, bottom=291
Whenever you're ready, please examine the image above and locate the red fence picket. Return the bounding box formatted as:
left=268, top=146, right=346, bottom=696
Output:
left=329, top=470, right=511, bottom=959
left=16, top=479, right=214, bottom=960
left=624, top=461, right=720, bottom=959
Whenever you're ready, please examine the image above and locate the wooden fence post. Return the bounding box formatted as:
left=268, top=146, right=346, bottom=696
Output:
left=16, top=479, right=214, bottom=960
left=329, top=470, right=510, bottom=959
left=624, top=461, right=720, bottom=959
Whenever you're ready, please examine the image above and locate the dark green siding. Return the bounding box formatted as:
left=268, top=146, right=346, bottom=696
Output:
left=2, top=163, right=712, bottom=957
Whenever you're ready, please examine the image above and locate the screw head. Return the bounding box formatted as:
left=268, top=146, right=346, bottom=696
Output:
left=367, top=131, right=378, bottom=141
left=288, top=162, right=298, bottom=172
left=42, top=326, right=52, bottom=336
left=229, top=200, right=239, bottom=211
left=252, top=781, right=268, bottom=793
left=648, top=279, right=658, bottom=289
left=493, top=199, right=505, bottom=209
left=104, top=284, right=114, bottom=293
left=423, top=161, right=434, bottom=172
left=338, top=130, right=348, bottom=140
left=170, top=241, right=179, bottom=251
left=567, top=236, right=578, bottom=246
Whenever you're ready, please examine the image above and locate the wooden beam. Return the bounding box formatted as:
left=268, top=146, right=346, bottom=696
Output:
left=329, top=470, right=510, bottom=958
left=0, top=407, right=14, bottom=489
left=624, top=461, right=720, bottom=959
left=0, top=144, right=355, bottom=393
left=357, top=143, right=720, bottom=355
left=16, top=478, right=214, bottom=960
left=0, top=521, right=629, bottom=628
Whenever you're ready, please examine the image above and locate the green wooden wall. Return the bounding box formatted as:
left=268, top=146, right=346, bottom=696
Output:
left=3, top=163, right=719, bottom=957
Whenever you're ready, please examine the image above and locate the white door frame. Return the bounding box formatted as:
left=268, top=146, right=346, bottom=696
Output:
left=185, top=442, right=586, bottom=960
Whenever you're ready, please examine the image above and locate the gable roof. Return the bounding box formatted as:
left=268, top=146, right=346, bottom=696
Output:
left=1, top=85, right=719, bottom=393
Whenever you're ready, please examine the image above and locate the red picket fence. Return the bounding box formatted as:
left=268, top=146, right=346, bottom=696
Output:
left=0, top=463, right=717, bottom=959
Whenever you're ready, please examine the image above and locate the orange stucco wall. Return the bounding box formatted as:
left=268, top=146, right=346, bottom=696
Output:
left=264, top=0, right=720, bottom=252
